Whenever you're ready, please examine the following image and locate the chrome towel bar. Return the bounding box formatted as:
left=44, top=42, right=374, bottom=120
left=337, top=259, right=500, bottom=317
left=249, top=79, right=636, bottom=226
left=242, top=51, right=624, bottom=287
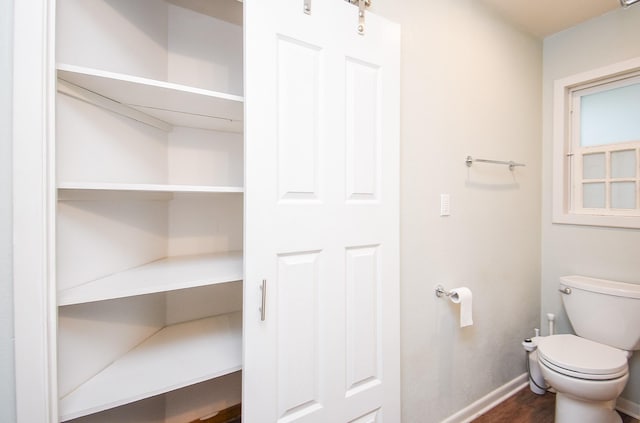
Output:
left=465, top=155, right=525, bottom=171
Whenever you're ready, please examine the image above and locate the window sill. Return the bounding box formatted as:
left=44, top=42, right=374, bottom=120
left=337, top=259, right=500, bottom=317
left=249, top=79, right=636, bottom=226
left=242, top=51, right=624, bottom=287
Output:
left=552, top=212, right=640, bottom=229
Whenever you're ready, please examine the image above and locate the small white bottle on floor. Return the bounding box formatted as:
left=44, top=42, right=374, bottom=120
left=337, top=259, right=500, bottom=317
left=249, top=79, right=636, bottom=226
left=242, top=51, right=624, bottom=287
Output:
left=522, top=330, right=547, bottom=395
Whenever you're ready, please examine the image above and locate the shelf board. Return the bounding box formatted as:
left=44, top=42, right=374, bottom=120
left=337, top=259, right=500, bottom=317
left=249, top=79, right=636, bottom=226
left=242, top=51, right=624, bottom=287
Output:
left=59, top=312, right=242, bottom=422
left=58, top=182, right=244, bottom=195
left=58, top=251, right=243, bottom=306
left=57, top=63, right=244, bottom=133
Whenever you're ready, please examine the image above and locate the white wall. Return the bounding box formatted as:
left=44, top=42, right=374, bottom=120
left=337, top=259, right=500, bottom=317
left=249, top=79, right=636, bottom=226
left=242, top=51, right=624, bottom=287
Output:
left=1, top=0, right=16, bottom=421
left=542, top=6, right=640, bottom=407
left=1, top=1, right=553, bottom=421
left=372, top=1, right=542, bottom=421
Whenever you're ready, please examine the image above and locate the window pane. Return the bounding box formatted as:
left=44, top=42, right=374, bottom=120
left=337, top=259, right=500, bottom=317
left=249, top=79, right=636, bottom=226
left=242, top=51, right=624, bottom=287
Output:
left=611, top=182, right=636, bottom=209
left=583, top=183, right=606, bottom=208
left=611, top=150, right=636, bottom=178
left=583, top=153, right=605, bottom=179
left=580, top=82, right=640, bottom=147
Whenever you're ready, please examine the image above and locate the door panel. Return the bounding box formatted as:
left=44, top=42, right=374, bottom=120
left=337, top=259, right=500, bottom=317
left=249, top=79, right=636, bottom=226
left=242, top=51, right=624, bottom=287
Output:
left=276, top=251, right=322, bottom=420
left=346, top=59, right=380, bottom=202
left=276, top=36, right=323, bottom=202
left=348, top=409, right=381, bottom=423
left=244, top=1, right=400, bottom=421
left=345, top=245, right=381, bottom=395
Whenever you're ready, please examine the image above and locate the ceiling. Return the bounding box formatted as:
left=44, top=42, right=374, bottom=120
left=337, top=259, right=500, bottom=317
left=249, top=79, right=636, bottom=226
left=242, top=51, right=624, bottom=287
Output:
left=479, top=0, right=622, bottom=38
left=166, top=0, right=632, bottom=37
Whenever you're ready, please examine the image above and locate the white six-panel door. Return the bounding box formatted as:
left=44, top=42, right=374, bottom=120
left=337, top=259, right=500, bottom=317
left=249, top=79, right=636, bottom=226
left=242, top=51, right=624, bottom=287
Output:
left=244, top=1, right=400, bottom=422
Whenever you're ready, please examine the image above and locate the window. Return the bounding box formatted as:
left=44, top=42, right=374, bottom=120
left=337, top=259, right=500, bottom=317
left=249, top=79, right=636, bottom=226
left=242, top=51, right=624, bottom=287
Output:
left=553, top=58, right=640, bottom=228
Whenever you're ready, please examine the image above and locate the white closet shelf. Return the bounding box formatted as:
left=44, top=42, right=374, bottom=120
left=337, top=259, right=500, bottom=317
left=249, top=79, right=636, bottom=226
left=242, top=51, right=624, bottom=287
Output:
left=58, top=251, right=243, bottom=306
left=57, top=63, right=244, bottom=133
left=57, top=182, right=244, bottom=195
left=59, top=311, right=242, bottom=422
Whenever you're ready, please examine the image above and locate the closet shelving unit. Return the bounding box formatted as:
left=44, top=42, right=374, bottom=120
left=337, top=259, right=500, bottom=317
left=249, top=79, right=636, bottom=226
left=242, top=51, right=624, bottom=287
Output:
left=55, top=1, right=245, bottom=421
left=57, top=251, right=243, bottom=306
left=57, top=63, right=244, bottom=133
left=59, top=311, right=243, bottom=421
left=57, top=182, right=244, bottom=194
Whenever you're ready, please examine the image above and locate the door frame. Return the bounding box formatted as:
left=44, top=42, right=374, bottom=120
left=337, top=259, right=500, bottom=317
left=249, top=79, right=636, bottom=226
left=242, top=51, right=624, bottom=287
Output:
left=12, top=0, right=58, bottom=421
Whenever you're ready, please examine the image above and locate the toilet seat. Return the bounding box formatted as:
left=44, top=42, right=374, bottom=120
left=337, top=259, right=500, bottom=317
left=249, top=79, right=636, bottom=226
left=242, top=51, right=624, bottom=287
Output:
left=537, top=334, right=628, bottom=381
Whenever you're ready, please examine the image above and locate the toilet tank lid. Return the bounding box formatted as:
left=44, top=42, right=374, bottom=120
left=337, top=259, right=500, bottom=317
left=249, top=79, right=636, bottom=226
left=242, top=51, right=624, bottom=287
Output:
left=560, top=275, right=640, bottom=299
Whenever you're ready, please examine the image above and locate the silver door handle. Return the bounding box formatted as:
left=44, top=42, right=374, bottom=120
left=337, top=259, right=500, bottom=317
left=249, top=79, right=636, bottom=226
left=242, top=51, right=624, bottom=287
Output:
left=260, top=279, right=267, bottom=321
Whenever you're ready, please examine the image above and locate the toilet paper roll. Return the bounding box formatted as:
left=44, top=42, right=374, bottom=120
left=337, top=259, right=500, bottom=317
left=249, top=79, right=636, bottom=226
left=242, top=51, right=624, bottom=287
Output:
left=450, top=287, right=473, bottom=327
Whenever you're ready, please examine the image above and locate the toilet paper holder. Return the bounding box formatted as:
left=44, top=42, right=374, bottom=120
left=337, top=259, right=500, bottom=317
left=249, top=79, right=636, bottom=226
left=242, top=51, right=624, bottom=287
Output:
left=435, top=284, right=453, bottom=298
left=435, top=284, right=474, bottom=327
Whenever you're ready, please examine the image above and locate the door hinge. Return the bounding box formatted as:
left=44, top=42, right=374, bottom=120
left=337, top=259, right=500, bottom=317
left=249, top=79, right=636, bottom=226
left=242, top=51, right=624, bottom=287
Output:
left=345, top=0, right=372, bottom=35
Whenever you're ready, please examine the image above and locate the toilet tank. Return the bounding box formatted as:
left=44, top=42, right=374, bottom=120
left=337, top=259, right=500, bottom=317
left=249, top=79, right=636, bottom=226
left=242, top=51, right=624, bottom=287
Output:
left=560, top=275, right=640, bottom=351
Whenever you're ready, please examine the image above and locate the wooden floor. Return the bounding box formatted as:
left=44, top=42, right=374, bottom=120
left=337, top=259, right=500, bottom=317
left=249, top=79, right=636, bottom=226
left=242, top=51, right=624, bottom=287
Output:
left=188, top=403, right=241, bottom=423
left=473, top=387, right=639, bottom=423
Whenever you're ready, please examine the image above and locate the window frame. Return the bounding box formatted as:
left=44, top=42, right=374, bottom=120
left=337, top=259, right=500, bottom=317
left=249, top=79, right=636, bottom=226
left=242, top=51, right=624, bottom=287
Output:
left=552, top=57, right=640, bottom=229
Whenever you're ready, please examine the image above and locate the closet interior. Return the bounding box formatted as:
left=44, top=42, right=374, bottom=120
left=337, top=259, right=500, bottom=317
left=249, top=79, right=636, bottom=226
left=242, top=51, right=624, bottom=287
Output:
left=54, top=0, right=244, bottom=421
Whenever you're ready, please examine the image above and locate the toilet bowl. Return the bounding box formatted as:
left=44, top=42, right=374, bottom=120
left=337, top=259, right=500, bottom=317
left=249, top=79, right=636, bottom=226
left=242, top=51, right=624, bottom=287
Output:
left=536, top=276, right=640, bottom=423
left=537, top=334, right=629, bottom=423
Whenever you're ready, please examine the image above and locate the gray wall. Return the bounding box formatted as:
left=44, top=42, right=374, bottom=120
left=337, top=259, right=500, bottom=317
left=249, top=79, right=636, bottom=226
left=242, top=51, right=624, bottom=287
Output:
left=541, top=6, right=640, bottom=405
left=1, top=0, right=16, bottom=421
left=372, top=1, right=542, bottom=421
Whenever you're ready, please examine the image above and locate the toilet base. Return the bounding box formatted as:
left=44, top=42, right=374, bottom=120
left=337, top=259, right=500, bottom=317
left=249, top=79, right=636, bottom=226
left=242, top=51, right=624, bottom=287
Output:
left=555, top=392, right=622, bottom=423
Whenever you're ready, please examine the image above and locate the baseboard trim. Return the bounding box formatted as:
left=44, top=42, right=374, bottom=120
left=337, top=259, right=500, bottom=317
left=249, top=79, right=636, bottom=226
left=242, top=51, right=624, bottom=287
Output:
left=437, top=373, right=639, bottom=422
left=617, top=397, right=640, bottom=420
left=440, top=373, right=529, bottom=423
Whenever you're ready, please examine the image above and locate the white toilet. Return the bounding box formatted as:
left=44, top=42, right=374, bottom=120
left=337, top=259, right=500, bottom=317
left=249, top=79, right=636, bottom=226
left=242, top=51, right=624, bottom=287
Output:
left=536, top=275, right=640, bottom=423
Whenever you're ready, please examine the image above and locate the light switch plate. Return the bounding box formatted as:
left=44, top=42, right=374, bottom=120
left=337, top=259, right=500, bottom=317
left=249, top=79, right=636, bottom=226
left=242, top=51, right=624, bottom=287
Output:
left=440, top=194, right=450, bottom=216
